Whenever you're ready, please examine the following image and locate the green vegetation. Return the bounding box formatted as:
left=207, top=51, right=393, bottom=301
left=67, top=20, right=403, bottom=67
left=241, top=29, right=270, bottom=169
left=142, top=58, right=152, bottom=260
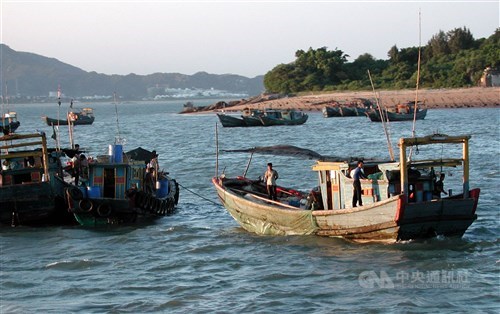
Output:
left=264, top=27, right=500, bottom=93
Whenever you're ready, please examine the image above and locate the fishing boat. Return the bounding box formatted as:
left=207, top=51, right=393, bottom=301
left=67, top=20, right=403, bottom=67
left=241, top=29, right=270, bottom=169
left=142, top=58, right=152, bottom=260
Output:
left=216, top=108, right=264, bottom=127
left=64, top=144, right=179, bottom=226
left=42, top=107, right=95, bottom=126
left=0, top=133, right=74, bottom=226
left=366, top=101, right=427, bottom=122
left=1, top=112, right=20, bottom=134
left=212, top=134, right=479, bottom=243
left=259, top=109, right=308, bottom=126
left=216, top=113, right=247, bottom=127
left=323, top=106, right=365, bottom=118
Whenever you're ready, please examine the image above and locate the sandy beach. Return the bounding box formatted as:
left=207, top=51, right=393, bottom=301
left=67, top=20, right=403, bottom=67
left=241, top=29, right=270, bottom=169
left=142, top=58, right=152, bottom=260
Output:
left=214, top=87, right=499, bottom=112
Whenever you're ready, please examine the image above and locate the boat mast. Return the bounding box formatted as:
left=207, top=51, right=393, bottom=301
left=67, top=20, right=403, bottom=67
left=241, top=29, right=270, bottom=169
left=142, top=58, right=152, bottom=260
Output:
left=368, top=70, right=395, bottom=161
left=215, top=122, right=219, bottom=177
left=409, top=10, right=422, bottom=160
left=113, top=92, right=122, bottom=144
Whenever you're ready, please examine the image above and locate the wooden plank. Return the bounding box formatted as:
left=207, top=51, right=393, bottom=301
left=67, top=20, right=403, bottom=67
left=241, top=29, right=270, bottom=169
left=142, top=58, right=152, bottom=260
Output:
left=0, top=151, right=44, bottom=159
left=0, top=140, right=44, bottom=150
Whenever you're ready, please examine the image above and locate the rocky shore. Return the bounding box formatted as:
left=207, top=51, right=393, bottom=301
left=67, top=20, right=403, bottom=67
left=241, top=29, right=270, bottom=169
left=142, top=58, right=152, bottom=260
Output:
left=182, top=87, right=499, bottom=113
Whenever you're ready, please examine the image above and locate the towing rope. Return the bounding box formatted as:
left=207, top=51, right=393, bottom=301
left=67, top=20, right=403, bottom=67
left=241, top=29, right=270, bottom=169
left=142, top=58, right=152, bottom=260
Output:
left=177, top=182, right=222, bottom=207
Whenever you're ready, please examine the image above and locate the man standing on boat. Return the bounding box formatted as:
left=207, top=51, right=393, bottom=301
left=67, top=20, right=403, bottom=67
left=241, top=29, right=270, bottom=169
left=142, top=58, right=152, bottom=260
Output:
left=352, top=160, right=366, bottom=208
left=264, top=163, right=279, bottom=201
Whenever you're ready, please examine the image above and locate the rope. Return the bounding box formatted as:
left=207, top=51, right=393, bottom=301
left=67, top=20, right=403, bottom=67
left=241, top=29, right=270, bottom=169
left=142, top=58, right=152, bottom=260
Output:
left=177, top=182, right=222, bottom=206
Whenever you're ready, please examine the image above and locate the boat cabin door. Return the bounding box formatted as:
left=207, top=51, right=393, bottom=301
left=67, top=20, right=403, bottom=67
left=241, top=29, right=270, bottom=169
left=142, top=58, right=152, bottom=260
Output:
left=103, top=168, right=115, bottom=198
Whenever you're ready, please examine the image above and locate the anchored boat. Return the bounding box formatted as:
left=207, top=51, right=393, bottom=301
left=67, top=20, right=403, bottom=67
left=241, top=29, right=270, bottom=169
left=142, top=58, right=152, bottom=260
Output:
left=42, top=107, right=95, bottom=126
left=212, top=134, right=479, bottom=243
left=0, top=133, right=74, bottom=226
left=65, top=144, right=179, bottom=226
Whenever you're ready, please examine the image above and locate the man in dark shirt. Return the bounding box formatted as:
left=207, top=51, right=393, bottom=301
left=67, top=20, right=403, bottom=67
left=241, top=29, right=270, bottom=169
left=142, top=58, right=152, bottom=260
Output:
left=352, top=160, right=366, bottom=208
left=433, top=173, right=448, bottom=198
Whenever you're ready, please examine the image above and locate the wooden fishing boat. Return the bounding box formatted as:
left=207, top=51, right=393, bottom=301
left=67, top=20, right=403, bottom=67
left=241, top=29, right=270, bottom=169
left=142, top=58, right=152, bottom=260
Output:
left=323, top=106, right=365, bottom=118
left=42, top=107, right=95, bottom=126
left=65, top=144, right=179, bottom=226
left=216, top=113, right=247, bottom=127
left=1, top=112, right=20, bottom=134
left=366, top=101, right=427, bottom=122
left=212, top=134, right=479, bottom=243
left=0, top=133, right=74, bottom=226
left=259, top=109, right=308, bottom=126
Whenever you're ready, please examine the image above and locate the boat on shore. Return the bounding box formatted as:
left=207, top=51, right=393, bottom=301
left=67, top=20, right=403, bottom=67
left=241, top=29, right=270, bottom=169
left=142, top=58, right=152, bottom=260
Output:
left=366, top=101, right=427, bottom=122
left=1, top=112, right=20, bottom=134
left=0, top=133, right=75, bottom=226
left=212, top=134, right=479, bottom=243
left=64, top=144, right=179, bottom=226
left=42, top=107, right=95, bottom=126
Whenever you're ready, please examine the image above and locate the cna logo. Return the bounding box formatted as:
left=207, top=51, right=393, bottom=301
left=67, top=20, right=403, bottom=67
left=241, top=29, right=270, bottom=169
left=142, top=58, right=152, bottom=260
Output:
left=358, top=270, right=395, bottom=289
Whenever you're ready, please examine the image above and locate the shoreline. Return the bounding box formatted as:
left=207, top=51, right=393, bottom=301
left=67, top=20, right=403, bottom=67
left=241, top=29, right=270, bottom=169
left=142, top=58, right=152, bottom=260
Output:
left=195, top=87, right=499, bottom=113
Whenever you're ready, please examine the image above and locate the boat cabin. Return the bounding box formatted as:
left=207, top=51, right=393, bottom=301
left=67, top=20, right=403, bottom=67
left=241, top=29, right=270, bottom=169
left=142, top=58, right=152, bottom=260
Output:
left=312, top=134, right=471, bottom=210
left=85, top=157, right=145, bottom=199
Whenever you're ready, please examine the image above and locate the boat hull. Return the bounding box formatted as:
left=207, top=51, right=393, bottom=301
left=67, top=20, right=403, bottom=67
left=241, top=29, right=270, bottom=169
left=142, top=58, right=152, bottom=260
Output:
left=68, top=179, right=179, bottom=227
left=216, top=114, right=247, bottom=128
left=43, top=116, right=95, bottom=126
left=366, top=108, right=427, bottom=122
left=259, top=114, right=308, bottom=126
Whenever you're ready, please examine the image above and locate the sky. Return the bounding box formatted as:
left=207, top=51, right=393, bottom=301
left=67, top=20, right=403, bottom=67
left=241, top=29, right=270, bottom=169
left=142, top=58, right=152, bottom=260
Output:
left=1, top=0, right=498, bottom=78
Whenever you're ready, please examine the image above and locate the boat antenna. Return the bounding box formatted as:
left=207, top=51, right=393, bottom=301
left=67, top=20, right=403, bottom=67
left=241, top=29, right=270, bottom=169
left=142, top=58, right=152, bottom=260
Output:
left=215, top=122, right=219, bottom=177
left=368, top=70, right=395, bottom=161
left=409, top=10, right=422, bottom=160
left=56, top=85, right=62, bottom=149
left=113, top=92, right=122, bottom=144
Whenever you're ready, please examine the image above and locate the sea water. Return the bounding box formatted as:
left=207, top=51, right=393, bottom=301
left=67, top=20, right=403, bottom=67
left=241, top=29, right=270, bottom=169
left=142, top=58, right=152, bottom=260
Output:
left=1, top=100, right=499, bottom=313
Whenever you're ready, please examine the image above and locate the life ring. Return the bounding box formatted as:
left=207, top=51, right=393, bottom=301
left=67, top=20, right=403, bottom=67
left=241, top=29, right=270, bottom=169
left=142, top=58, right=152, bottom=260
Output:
left=160, top=200, right=168, bottom=215
left=79, top=199, right=94, bottom=213
left=155, top=199, right=163, bottom=215
left=97, top=203, right=112, bottom=217
left=68, top=187, right=84, bottom=201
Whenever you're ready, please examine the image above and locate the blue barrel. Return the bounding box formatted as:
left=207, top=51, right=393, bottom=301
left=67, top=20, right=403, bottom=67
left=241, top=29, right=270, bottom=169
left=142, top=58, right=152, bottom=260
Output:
left=87, top=186, right=101, bottom=198
left=108, top=144, right=123, bottom=163
left=156, top=179, right=169, bottom=198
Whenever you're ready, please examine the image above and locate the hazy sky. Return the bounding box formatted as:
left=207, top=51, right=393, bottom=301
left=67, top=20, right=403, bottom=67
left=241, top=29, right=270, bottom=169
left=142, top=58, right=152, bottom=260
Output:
left=1, top=0, right=498, bottom=78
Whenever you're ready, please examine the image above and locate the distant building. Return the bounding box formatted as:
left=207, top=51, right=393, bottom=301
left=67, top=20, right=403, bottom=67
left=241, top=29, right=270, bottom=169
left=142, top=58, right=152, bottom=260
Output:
left=479, top=67, right=500, bottom=87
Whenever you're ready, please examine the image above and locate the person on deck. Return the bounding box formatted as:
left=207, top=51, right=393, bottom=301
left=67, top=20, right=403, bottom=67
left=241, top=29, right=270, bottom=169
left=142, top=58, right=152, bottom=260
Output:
left=352, top=160, right=367, bottom=208
left=72, top=144, right=81, bottom=185
left=144, top=167, right=156, bottom=195
left=433, top=173, right=448, bottom=199
left=263, top=162, right=279, bottom=201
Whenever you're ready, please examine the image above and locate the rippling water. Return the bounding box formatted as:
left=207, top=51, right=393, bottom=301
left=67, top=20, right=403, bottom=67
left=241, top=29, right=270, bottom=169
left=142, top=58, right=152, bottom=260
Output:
left=1, top=101, right=499, bottom=313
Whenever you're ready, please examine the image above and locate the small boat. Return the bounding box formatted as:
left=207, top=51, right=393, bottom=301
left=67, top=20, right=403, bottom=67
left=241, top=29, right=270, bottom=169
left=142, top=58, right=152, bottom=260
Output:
left=216, top=108, right=264, bottom=127
left=259, top=109, right=308, bottom=126
left=1, top=112, right=20, bottom=134
left=212, top=134, right=479, bottom=243
left=42, top=107, right=95, bottom=126
left=0, top=133, right=74, bottom=226
left=216, top=113, right=247, bottom=127
left=323, top=106, right=365, bottom=118
left=64, top=144, right=179, bottom=226
left=366, top=101, right=427, bottom=122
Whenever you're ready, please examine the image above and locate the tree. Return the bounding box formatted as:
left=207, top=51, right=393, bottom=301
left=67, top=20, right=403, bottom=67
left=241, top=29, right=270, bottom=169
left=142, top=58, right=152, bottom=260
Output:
left=447, top=27, right=475, bottom=53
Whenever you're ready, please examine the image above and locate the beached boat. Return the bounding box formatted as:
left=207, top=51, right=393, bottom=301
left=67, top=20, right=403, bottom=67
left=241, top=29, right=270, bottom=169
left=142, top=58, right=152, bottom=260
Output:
left=64, top=144, right=179, bottom=226
left=1, top=112, right=20, bottom=134
left=212, top=134, right=479, bottom=243
left=366, top=101, right=427, bottom=122
left=0, top=133, right=75, bottom=226
left=259, top=109, right=308, bottom=126
left=217, top=108, right=264, bottom=127
left=42, top=107, right=95, bottom=126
